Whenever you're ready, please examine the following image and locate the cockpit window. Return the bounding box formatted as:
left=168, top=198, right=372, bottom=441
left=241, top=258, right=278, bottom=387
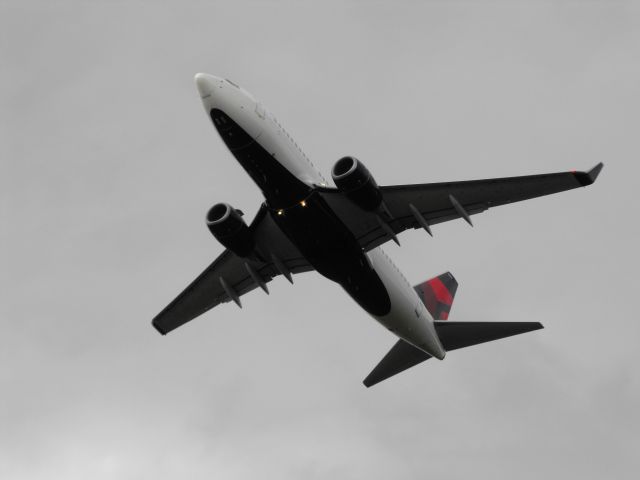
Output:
left=225, top=78, right=239, bottom=88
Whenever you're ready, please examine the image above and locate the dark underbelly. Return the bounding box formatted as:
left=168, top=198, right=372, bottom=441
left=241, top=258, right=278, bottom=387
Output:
left=209, top=107, right=391, bottom=316
left=273, top=191, right=391, bottom=316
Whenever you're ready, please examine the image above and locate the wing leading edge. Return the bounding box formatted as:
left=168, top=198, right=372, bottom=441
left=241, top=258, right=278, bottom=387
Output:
left=321, top=163, right=603, bottom=251
left=152, top=205, right=312, bottom=335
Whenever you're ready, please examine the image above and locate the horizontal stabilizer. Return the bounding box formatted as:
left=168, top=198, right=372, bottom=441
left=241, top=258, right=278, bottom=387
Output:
left=435, top=321, right=543, bottom=351
left=363, top=321, right=543, bottom=387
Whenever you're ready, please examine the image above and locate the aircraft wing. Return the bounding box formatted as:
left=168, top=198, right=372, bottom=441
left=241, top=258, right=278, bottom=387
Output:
left=320, top=163, right=603, bottom=251
left=152, top=205, right=312, bottom=335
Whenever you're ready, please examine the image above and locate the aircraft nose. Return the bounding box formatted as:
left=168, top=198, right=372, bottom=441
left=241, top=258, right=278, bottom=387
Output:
left=194, top=73, right=223, bottom=98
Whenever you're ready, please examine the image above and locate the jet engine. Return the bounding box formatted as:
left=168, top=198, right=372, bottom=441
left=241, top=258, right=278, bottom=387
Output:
left=331, top=156, right=382, bottom=211
left=206, top=203, right=254, bottom=257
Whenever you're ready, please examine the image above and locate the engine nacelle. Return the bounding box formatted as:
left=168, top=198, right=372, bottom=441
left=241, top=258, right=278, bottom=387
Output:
left=331, top=156, right=382, bottom=211
left=206, top=203, right=254, bottom=257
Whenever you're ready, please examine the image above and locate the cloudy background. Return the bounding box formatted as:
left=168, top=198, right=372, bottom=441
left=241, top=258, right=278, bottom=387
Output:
left=2, top=1, right=639, bottom=478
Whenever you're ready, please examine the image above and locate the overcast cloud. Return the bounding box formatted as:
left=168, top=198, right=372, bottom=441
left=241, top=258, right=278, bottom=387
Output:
left=1, top=1, right=639, bottom=479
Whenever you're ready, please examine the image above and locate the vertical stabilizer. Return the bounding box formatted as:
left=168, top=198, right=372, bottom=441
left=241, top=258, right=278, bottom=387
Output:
left=414, top=272, right=458, bottom=320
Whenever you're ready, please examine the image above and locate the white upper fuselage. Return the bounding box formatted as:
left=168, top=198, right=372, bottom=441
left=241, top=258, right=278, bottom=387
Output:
left=194, top=73, right=445, bottom=360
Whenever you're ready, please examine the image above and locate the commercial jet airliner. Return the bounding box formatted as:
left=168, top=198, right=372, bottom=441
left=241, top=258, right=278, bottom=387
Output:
left=152, top=73, right=603, bottom=387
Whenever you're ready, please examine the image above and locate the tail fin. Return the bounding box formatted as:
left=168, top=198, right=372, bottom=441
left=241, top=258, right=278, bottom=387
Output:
left=414, top=272, right=458, bottom=320
left=363, top=321, right=543, bottom=387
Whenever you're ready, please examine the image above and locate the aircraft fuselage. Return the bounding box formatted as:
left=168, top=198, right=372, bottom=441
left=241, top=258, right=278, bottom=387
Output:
left=196, top=74, right=446, bottom=359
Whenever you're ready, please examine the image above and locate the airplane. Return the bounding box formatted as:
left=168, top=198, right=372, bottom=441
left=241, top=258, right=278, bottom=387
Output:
left=152, top=73, right=603, bottom=387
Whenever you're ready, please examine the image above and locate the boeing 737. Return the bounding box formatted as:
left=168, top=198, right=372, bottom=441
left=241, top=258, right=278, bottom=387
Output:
left=152, top=73, right=603, bottom=386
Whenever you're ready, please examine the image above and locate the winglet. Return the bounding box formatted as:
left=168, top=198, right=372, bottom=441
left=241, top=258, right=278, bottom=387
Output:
left=574, top=162, right=604, bottom=186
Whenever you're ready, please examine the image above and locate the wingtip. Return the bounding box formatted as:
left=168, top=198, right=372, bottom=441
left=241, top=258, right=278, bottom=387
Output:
left=574, top=162, right=604, bottom=186
left=362, top=376, right=377, bottom=388
left=589, top=162, right=604, bottom=183
left=151, top=319, right=168, bottom=335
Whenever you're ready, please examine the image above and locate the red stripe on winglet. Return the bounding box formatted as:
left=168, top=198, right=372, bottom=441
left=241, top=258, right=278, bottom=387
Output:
left=427, top=277, right=453, bottom=305
left=440, top=311, right=449, bottom=320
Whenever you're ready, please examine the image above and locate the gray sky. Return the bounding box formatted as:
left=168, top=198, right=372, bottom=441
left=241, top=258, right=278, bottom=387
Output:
left=2, top=1, right=639, bottom=479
